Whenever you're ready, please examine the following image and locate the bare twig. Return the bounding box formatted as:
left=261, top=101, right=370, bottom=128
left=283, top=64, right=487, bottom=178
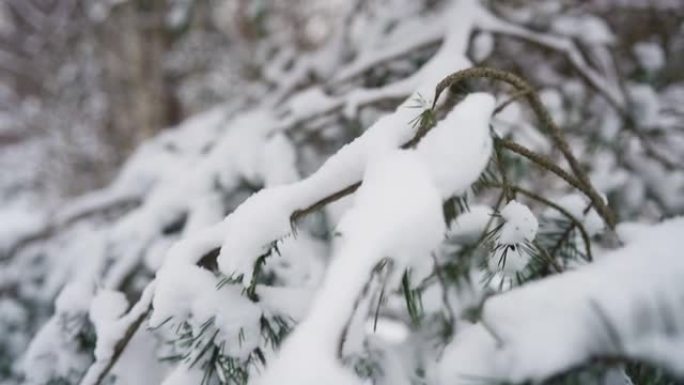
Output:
left=494, top=138, right=592, bottom=201
left=493, top=88, right=534, bottom=116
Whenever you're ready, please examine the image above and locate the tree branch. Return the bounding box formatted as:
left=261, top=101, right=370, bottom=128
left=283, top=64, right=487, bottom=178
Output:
left=433, top=67, right=616, bottom=229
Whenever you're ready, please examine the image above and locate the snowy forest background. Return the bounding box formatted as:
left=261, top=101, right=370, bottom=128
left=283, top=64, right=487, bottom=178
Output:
left=1, top=0, right=684, bottom=384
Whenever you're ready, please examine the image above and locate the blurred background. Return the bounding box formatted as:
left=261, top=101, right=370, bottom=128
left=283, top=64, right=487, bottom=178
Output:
left=1, top=0, right=681, bottom=209
left=0, top=0, right=350, bottom=205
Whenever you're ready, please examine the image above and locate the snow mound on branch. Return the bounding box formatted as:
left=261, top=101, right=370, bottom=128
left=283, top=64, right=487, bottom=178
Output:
left=215, top=92, right=495, bottom=284
left=499, top=200, right=538, bottom=244
left=22, top=281, right=95, bottom=385
left=89, top=290, right=129, bottom=361
left=257, top=150, right=445, bottom=385
left=486, top=201, right=538, bottom=276
left=339, top=151, right=445, bottom=261
left=417, top=93, right=495, bottom=197
left=440, top=217, right=684, bottom=384
left=256, top=91, right=495, bottom=384
left=447, top=205, right=493, bottom=242
left=213, top=0, right=486, bottom=284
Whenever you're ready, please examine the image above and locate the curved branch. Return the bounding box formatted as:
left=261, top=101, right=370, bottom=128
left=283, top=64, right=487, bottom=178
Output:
left=494, top=138, right=591, bottom=199
left=433, top=67, right=616, bottom=229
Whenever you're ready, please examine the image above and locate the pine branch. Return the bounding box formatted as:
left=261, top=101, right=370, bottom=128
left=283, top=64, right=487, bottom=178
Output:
left=433, top=67, right=616, bottom=229
left=494, top=138, right=589, bottom=199
left=482, top=182, right=593, bottom=261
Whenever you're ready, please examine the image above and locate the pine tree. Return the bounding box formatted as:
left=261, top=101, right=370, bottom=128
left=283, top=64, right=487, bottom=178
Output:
left=1, top=1, right=684, bottom=385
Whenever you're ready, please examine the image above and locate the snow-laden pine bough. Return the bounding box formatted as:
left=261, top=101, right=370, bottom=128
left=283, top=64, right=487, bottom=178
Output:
left=12, top=1, right=684, bottom=385
left=69, top=64, right=684, bottom=385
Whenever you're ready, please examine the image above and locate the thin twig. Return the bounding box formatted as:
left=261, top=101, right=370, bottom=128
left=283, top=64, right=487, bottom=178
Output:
left=431, top=253, right=455, bottom=328
left=495, top=138, right=591, bottom=199
left=549, top=203, right=593, bottom=259
left=493, top=88, right=534, bottom=116
left=492, top=135, right=514, bottom=201
left=533, top=240, right=563, bottom=274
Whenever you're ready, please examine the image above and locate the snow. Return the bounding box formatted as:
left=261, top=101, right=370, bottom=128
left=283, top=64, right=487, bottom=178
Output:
left=547, top=194, right=604, bottom=236
left=627, top=83, right=660, bottom=128
left=256, top=150, right=445, bottom=385
left=477, top=5, right=625, bottom=108
left=252, top=87, right=495, bottom=384
left=633, top=42, right=666, bottom=72
left=471, top=32, right=494, bottom=63
left=22, top=281, right=96, bottom=385
left=488, top=245, right=531, bottom=278
left=55, top=280, right=95, bottom=315
left=109, top=328, right=166, bottom=385
left=552, top=14, right=616, bottom=45
left=448, top=205, right=493, bottom=241
left=498, top=200, right=538, bottom=244
left=215, top=89, right=493, bottom=286
left=485, top=200, right=538, bottom=277
left=22, top=317, right=91, bottom=385
left=438, top=323, right=500, bottom=385
left=335, top=10, right=445, bottom=83
left=416, top=93, right=495, bottom=197
left=0, top=206, right=46, bottom=254
left=439, top=217, right=684, bottom=383
left=151, top=262, right=221, bottom=326
left=161, top=364, right=205, bottom=385
left=90, top=290, right=128, bottom=327
left=89, top=290, right=129, bottom=361
left=284, top=87, right=340, bottom=119
left=364, top=317, right=410, bottom=345
left=145, top=2, right=497, bottom=383
left=79, top=282, right=156, bottom=385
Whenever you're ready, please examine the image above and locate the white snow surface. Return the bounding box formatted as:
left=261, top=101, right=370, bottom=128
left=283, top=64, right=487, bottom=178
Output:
left=440, top=217, right=684, bottom=384
left=498, top=200, right=538, bottom=244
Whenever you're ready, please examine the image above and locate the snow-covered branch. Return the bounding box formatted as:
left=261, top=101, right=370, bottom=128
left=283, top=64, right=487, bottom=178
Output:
left=439, top=218, right=684, bottom=384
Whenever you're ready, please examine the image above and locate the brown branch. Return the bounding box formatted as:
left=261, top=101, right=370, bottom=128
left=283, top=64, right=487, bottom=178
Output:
left=494, top=138, right=596, bottom=202
left=493, top=136, right=514, bottom=201
left=433, top=67, right=616, bottom=229
left=493, top=88, right=534, bottom=116
left=290, top=111, right=439, bottom=224
left=290, top=182, right=362, bottom=226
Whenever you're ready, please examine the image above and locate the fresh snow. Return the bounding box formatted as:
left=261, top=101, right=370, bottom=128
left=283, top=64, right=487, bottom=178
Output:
left=440, top=217, right=684, bottom=384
